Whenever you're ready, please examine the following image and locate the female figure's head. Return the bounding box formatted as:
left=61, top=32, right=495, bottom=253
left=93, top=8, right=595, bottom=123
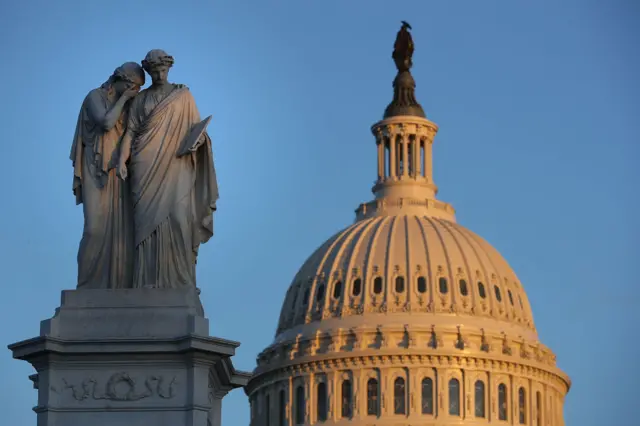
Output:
left=104, top=62, right=145, bottom=96
left=142, top=49, right=174, bottom=86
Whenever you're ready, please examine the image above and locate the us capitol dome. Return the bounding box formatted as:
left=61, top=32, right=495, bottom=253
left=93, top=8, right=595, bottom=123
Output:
left=245, top=23, right=570, bottom=426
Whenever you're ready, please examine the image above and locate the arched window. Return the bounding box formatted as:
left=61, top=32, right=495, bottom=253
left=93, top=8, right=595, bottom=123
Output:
left=295, top=385, right=305, bottom=424
left=439, top=277, right=448, bottom=294
left=494, top=285, right=502, bottom=302
left=393, top=377, right=406, bottom=414
left=278, top=390, right=286, bottom=426
left=421, top=377, right=434, bottom=415
left=474, top=380, right=486, bottom=418
left=508, top=289, right=515, bottom=306
left=265, top=394, right=271, bottom=426
left=417, top=276, right=427, bottom=293
left=459, top=279, right=469, bottom=296
left=341, top=380, right=352, bottom=418
left=367, top=378, right=379, bottom=416
left=478, top=281, right=487, bottom=298
left=536, top=391, right=542, bottom=426
left=498, top=383, right=508, bottom=420
left=395, top=276, right=405, bottom=293
left=316, top=284, right=325, bottom=303
left=352, top=278, right=362, bottom=296
left=449, top=378, right=460, bottom=416
left=317, top=382, right=327, bottom=422
left=333, top=281, right=343, bottom=299
left=519, top=387, right=526, bottom=424
left=373, top=277, right=383, bottom=294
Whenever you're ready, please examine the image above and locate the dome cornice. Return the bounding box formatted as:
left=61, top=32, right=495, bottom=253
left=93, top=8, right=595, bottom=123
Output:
left=255, top=325, right=559, bottom=378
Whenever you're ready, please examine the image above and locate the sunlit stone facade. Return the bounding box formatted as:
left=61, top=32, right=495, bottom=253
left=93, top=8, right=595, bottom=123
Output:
left=245, top=30, right=570, bottom=426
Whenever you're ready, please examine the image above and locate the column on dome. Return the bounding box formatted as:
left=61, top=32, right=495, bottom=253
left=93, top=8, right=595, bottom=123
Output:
left=401, top=131, right=409, bottom=177
left=511, top=376, right=517, bottom=424
left=352, top=369, right=360, bottom=420
left=376, top=129, right=385, bottom=181
left=308, top=372, right=314, bottom=424
left=413, top=132, right=421, bottom=178
left=546, top=391, right=553, bottom=426
left=489, top=372, right=499, bottom=422
left=533, top=385, right=543, bottom=426
left=389, top=127, right=397, bottom=178
left=437, top=368, right=446, bottom=417
left=553, top=390, right=561, bottom=426
left=408, top=366, right=417, bottom=415
left=423, top=130, right=434, bottom=184
left=282, top=376, right=291, bottom=426
left=527, top=385, right=534, bottom=425
left=464, top=372, right=472, bottom=419
left=266, top=387, right=273, bottom=426
left=327, top=371, right=336, bottom=421
left=380, top=367, right=389, bottom=416
left=352, top=367, right=363, bottom=420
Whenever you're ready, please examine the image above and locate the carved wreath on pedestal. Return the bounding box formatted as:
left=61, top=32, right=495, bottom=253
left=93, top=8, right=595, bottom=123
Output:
left=52, top=372, right=178, bottom=402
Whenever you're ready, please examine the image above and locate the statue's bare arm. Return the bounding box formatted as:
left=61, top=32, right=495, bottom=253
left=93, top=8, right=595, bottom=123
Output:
left=86, top=90, right=136, bottom=132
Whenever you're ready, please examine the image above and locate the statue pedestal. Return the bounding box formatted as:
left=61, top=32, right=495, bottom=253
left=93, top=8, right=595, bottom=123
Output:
left=8, top=288, right=250, bottom=426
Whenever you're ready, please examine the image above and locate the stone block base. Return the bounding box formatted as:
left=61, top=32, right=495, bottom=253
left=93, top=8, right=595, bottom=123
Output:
left=9, top=288, right=250, bottom=426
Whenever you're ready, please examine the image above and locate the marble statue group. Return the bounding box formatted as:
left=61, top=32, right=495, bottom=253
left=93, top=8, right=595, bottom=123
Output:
left=70, top=49, right=218, bottom=290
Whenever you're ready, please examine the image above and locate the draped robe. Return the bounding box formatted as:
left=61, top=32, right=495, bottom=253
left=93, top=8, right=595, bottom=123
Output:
left=127, top=85, right=218, bottom=288
left=70, top=88, right=134, bottom=289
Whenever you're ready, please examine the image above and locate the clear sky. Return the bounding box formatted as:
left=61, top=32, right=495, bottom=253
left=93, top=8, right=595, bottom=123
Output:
left=0, top=1, right=637, bottom=425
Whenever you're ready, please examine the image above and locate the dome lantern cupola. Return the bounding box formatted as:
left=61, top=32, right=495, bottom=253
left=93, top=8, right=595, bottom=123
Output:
left=357, top=21, right=455, bottom=222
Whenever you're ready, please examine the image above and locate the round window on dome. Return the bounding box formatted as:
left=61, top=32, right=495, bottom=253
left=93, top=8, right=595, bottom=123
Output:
left=373, top=277, right=384, bottom=294
left=459, top=279, right=469, bottom=296
left=352, top=278, right=362, bottom=296
left=316, top=284, right=325, bottom=302
left=333, top=281, right=343, bottom=299
left=478, top=282, right=486, bottom=299
left=417, top=276, right=427, bottom=293
left=439, top=277, right=448, bottom=294
left=395, top=276, right=405, bottom=293
left=494, top=285, right=502, bottom=302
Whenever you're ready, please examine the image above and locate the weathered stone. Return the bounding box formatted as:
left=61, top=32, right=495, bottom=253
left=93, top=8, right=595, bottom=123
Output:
left=9, top=288, right=250, bottom=426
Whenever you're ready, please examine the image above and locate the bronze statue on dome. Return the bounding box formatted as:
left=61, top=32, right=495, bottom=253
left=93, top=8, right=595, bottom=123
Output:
left=392, top=21, right=414, bottom=72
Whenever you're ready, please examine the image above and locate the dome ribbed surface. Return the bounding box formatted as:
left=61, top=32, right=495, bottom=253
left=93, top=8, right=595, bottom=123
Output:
left=275, top=215, right=536, bottom=339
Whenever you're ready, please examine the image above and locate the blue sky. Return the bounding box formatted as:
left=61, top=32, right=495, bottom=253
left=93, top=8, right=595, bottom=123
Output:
left=0, top=1, right=637, bottom=425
